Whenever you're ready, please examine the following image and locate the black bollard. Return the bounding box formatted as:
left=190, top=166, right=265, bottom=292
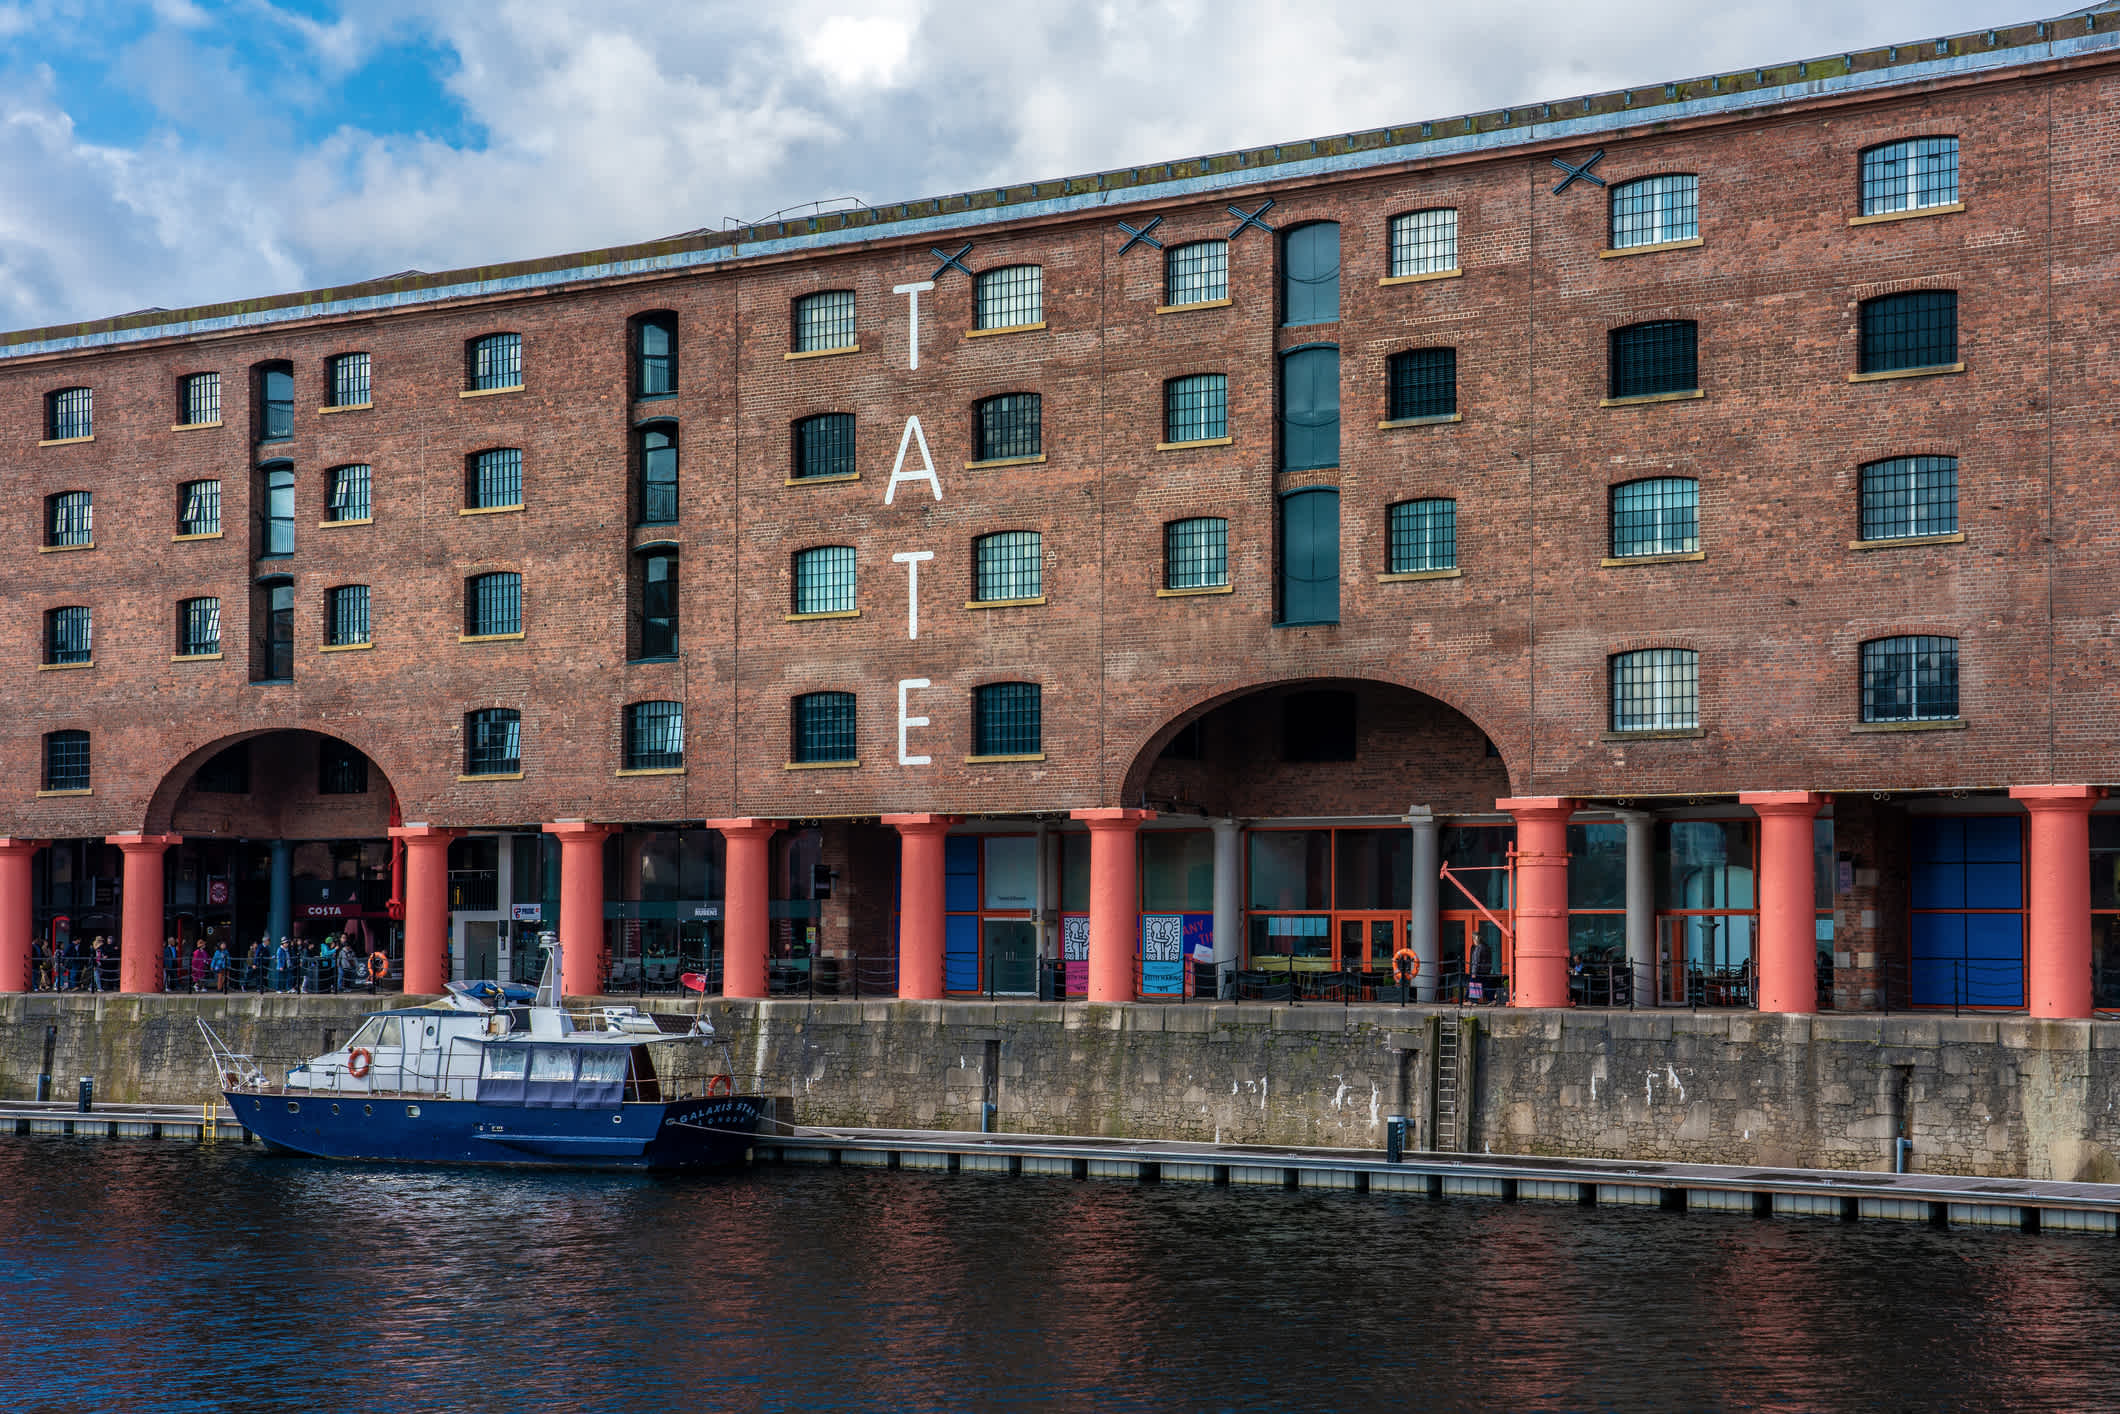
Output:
left=77, top=1077, right=94, bottom=1113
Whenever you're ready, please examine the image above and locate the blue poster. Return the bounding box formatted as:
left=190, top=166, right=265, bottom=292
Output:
left=1140, top=914, right=1184, bottom=996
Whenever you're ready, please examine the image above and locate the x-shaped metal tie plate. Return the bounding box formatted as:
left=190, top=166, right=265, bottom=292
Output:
left=1116, top=216, right=1163, bottom=254
left=928, top=242, right=974, bottom=280
left=1550, top=149, right=1607, bottom=195
left=1226, top=198, right=1276, bottom=240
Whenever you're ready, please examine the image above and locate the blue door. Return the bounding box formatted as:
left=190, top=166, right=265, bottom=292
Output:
left=1909, top=817, right=2024, bottom=1007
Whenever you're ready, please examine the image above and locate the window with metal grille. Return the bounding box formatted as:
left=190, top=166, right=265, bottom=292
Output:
left=975, top=393, right=1041, bottom=461
left=319, top=738, right=369, bottom=795
left=45, top=606, right=90, bottom=665
left=631, top=552, right=677, bottom=659
left=1861, top=137, right=1959, bottom=215
left=1279, top=346, right=1339, bottom=470
left=1163, top=517, right=1228, bottom=590
left=624, top=701, right=684, bottom=771
left=636, top=425, right=677, bottom=524
left=328, top=352, right=370, bottom=408
left=1164, top=374, right=1227, bottom=443
left=792, top=413, right=856, bottom=480
left=793, top=545, right=856, bottom=614
left=1609, top=320, right=1698, bottom=399
left=180, top=372, right=220, bottom=426
left=253, top=578, right=293, bottom=682
left=1610, top=174, right=1699, bottom=248
left=464, top=708, right=522, bottom=776
left=196, top=743, right=250, bottom=794
left=43, top=731, right=89, bottom=792
left=259, top=463, right=294, bottom=557
left=1387, top=348, right=1456, bottom=420
left=1859, top=291, right=1957, bottom=373
left=1388, top=208, right=1458, bottom=276
left=327, top=585, right=371, bottom=647
left=1609, top=478, right=1699, bottom=557
left=46, top=491, right=91, bottom=547
left=1859, top=456, right=1958, bottom=541
left=1281, top=222, right=1340, bottom=326
left=1861, top=636, right=1959, bottom=722
left=1609, top=649, right=1699, bottom=731
left=974, top=266, right=1042, bottom=329
left=255, top=362, right=293, bottom=441
left=1165, top=240, right=1228, bottom=305
left=973, top=530, right=1042, bottom=602
left=1387, top=499, right=1457, bottom=573
left=326, top=465, right=372, bottom=523
left=467, top=448, right=523, bottom=509
left=974, top=682, right=1041, bottom=757
left=793, top=291, right=856, bottom=352
left=468, top=333, right=522, bottom=390
left=177, top=479, right=221, bottom=537
left=635, top=312, right=677, bottom=395
left=466, top=572, right=522, bottom=637
left=178, top=597, right=221, bottom=656
left=45, top=386, right=91, bottom=440
left=791, top=691, right=857, bottom=763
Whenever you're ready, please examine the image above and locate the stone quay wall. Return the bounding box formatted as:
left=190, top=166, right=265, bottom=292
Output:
left=4, top=994, right=2116, bottom=1183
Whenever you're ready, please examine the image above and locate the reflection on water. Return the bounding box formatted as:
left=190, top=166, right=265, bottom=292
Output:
left=3, top=1139, right=2119, bottom=1413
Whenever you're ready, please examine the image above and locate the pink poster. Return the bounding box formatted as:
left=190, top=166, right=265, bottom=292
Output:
left=1063, top=915, right=1089, bottom=996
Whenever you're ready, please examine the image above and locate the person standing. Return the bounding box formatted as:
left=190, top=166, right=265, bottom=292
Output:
left=190, top=939, right=210, bottom=992
left=211, top=939, right=231, bottom=994
left=164, top=936, right=182, bottom=993
left=30, top=938, right=47, bottom=992
left=319, top=935, right=338, bottom=995
left=271, top=936, right=291, bottom=993
left=96, top=936, right=117, bottom=992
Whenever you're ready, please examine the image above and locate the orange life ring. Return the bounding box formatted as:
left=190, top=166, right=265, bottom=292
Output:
left=706, top=1073, right=733, bottom=1099
left=347, top=1047, right=373, bottom=1079
left=1392, top=948, right=1421, bottom=984
left=367, top=952, right=389, bottom=980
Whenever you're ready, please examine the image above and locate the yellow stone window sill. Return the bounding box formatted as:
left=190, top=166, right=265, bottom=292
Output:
left=172, top=531, right=223, bottom=542
left=171, top=421, right=223, bottom=432
left=459, top=632, right=526, bottom=643
left=38, top=661, right=93, bottom=671
left=319, top=403, right=373, bottom=415
left=460, top=385, right=524, bottom=399
left=1379, top=269, right=1463, bottom=285
left=785, top=760, right=858, bottom=771
left=1378, top=414, right=1461, bottom=429
left=1156, top=584, right=1233, bottom=598
left=965, top=454, right=1047, bottom=470
left=1600, top=390, right=1704, bottom=408
left=787, top=609, right=861, bottom=622
left=1156, top=297, right=1233, bottom=315
left=320, top=643, right=373, bottom=653
left=39, top=542, right=94, bottom=553
left=460, top=504, right=524, bottom=516
left=786, top=473, right=860, bottom=487
left=1601, top=728, right=1706, bottom=741
left=321, top=517, right=373, bottom=529
left=1849, top=532, right=1965, bottom=551
left=458, top=771, right=525, bottom=781
left=1377, top=568, right=1462, bottom=582
left=171, top=653, right=224, bottom=663
left=784, top=344, right=860, bottom=361
left=1848, top=202, right=1964, bottom=227
left=616, top=767, right=687, bottom=778
left=38, top=435, right=94, bottom=447
left=1848, top=364, right=1964, bottom=384
left=1599, top=236, right=1704, bottom=259
left=965, top=321, right=1046, bottom=339
left=36, top=789, right=92, bottom=798
left=965, top=753, right=1046, bottom=764
left=965, top=596, right=1047, bottom=610
left=1156, top=436, right=1233, bottom=452
left=1851, top=720, right=1967, bottom=734
left=1600, top=551, right=1705, bottom=568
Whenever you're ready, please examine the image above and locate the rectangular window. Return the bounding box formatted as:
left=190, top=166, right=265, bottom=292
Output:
left=793, top=291, right=856, bottom=352
left=1164, top=374, right=1228, bottom=443
left=1164, top=517, right=1228, bottom=590
left=253, top=580, right=294, bottom=682
left=1861, top=137, right=1960, bottom=215
left=1610, top=174, right=1699, bottom=248
left=1610, top=478, right=1699, bottom=558
left=470, top=333, right=522, bottom=390
left=1388, top=208, right=1458, bottom=276
left=1165, top=240, right=1228, bottom=305
left=1862, top=636, right=1959, bottom=723
left=260, top=465, right=294, bottom=557
left=43, top=731, right=89, bottom=792
left=180, top=373, right=220, bottom=426
left=327, top=464, right=372, bottom=523
left=1387, top=499, right=1456, bottom=573
left=178, top=479, right=222, bottom=536
left=47, top=491, right=92, bottom=547
left=45, top=607, right=91, bottom=665
left=257, top=364, right=293, bottom=441
left=636, top=426, right=678, bottom=523
left=1860, top=456, right=1958, bottom=541
left=1609, top=321, right=1698, bottom=399
left=636, top=314, right=677, bottom=395
left=469, top=448, right=523, bottom=509
left=467, top=573, right=523, bottom=637
left=327, top=585, right=371, bottom=647
left=46, top=387, right=92, bottom=440
left=328, top=353, right=371, bottom=408
left=975, top=394, right=1041, bottom=461
left=624, top=701, right=685, bottom=771
left=633, top=553, right=677, bottom=658
left=792, top=692, right=857, bottom=764
left=974, top=683, right=1042, bottom=757
left=1859, top=292, right=1957, bottom=373
left=1247, top=829, right=1332, bottom=911
left=793, top=413, right=856, bottom=480
left=179, top=597, right=221, bottom=656
left=465, top=709, right=522, bottom=776
left=1610, top=649, right=1699, bottom=731
left=793, top=546, right=857, bottom=615
left=974, top=531, right=1042, bottom=602
left=319, top=739, right=369, bottom=795
left=975, top=265, right=1043, bottom=329
left=1909, top=816, right=2022, bottom=1008
left=1387, top=348, right=1456, bottom=420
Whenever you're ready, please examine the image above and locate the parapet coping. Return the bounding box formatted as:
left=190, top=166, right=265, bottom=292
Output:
left=2, top=12, right=2114, bottom=361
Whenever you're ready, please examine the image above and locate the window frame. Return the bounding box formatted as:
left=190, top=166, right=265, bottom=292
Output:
left=1387, top=208, right=1459, bottom=278
left=1608, top=174, right=1700, bottom=249
left=1386, top=347, right=1457, bottom=421
left=42, top=731, right=90, bottom=793
left=633, top=311, right=678, bottom=396
left=258, top=462, right=295, bottom=558
left=972, top=682, right=1043, bottom=758
left=464, top=708, right=523, bottom=777
left=792, top=412, right=857, bottom=481
left=1278, top=344, right=1340, bottom=471
left=791, top=691, right=858, bottom=765
left=179, top=372, right=221, bottom=427
left=972, top=530, right=1043, bottom=604
left=1859, top=136, right=1961, bottom=216
left=1858, top=291, right=1958, bottom=374
left=1163, top=373, right=1229, bottom=444
left=327, top=352, right=371, bottom=409
left=792, top=291, right=857, bottom=353
left=1608, top=320, right=1699, bottom=400
left=1279, top=222, right=1341, bottom=327
left=1163, top=517, right=1229, bottom=592
left=44, top=606, right=91, bottom=666
left=1609, top=648, right=1700, bottom=733
left=630, top=550, right=678, bottom=660
left=465, top=571, right=524, bottom=639
left=326, top=585, right=372, bottom=648
left=45, top=387, right=92, bottom=441
left=178, top=479, right=223, bottom=536
left=326, top=464, right=372, bottom=524
left=254, top=361, right=294, bottom=442
left=1386, top=499, right=1457, bottom=575
left=623, top=700, right=685, bottom=772
left=973, top=266, right=1043, bottom=331
left=1164, top=240, right=1229, bottom=306
left=1861, top=635, right=1960, bottom=723
left=1608, top=477, right=1701, bottom=559
left=46, top=491, right=93, bottom=548
left=468, top=333, right=523, bottom=392
left=973, top=393, right=1042, bottom=462
left=466, top=447, right=524, bottom=510
left=792, top=545, right=857, bottom=616
left=1859, top=456, right=1959, bottom=542
left=178, top=597, right=222, bottom=657
left=635, top=422, right=679, bottom=525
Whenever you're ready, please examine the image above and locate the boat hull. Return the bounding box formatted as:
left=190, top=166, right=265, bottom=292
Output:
left=225, top=1090, right=765, bottom=1170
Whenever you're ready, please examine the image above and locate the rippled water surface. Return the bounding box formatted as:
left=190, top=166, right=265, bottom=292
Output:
left=3, top=1139, right=2119, bottom=1413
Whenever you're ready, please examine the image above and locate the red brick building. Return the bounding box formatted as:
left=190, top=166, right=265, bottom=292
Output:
left=2, top=11, right=2117, bottom=1016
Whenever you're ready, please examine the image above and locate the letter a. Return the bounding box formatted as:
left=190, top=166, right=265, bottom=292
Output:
left=883, top=415, right=942, bottom=505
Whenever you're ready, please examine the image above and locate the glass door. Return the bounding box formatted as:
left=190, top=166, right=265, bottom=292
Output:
left=983, top=919, right=1038, bottom=996
left=1335, top=915, right=1401, bottom=976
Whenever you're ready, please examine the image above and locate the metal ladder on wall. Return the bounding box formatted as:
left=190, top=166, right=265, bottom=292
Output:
left=1434, top=1015, right=1461, bottom=1153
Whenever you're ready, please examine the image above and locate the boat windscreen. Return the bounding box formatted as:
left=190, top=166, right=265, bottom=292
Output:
left=482, top=1044, right=528, bottom=1079
left=346, top=1018, right=385, bottom=1049
left=579, top=1049, right=627, bottom=1084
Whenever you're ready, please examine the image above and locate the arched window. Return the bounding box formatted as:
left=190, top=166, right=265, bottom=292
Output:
left=178, top=480, right=221, bottom=537
left=1859, top=456, right=1958, bottom=541
left=44, top=606, right=90, bottom=665
left=623, top=701, right=684, bottom=771
left=1609, top=649, right=1699, bottom=732
left=974, top=393, right=1041, bottom=461
left=466, top=448, right=523, bottom=510
left=467, top=333, right=522, bottom=391
left=791, top=692, right=857, bottom=764
left=45, top=491, right=91, bottom=548
left=972, top=531, right=1041, bottom=603
left=42, top=731, right=89, bottom=792
left=633, top=312, right=678, bottom=396
left=466, top=572, right=523, bottom=638
left=327, top=352, right=370, bottom=409
left=793, top=413, right=856, bottom=480
left=636, top=424, right=678, bottom=525
left=257, top=463, right=295, bottom=557
left=178, top=373, right=220, bottom=427
left=45, top=386, right=92, bottom=441
left=1608, top=321, right=1697, bottom=399
left=973, top=683, right=1042, bottom=758
left=464, top=709, right=522, bottom=777
left=1277, top=488, right=1340, bottom=625
left=1387, top=499, right=1456, bottom=573
left=254, top=361, right=293, bottom=441
left=1860, top=137, right=1959, bottom=215
left=326, top=585, right=371, bottom=647
left=1165, top=240, right=1228, bottom=306
left=1278, top=346, right=1339, bottom=470
left=630, top=551, right=677, bottom=659
left=974, top=266, right=1042, bottom=330
left=793, top=291, right=856, bottom=352
left=1609, top=478, right=1699, bottom=558
left=1609, top=174, right=1698, bottom=248
left=1164, top=374, right=1227, bottom=444
left=1861, top=636, right=1959, bottom=722
left=1858, top=291, right=1957, bottom=373
left=1280, top=222, right=1339, bottom=326
left=792, top=545, right=856, bottom=615
left=326, top=465, right=371, bottom=523
left=1386, top=348, right=1456, bottom=420
left=1163, top=518, right=1227, bottom=590
left=177, top=597, right=221, bottom=657
left=1388, top=208, right=1458, bottom=277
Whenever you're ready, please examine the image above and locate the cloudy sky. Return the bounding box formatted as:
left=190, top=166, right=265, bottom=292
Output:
left=0, top=0, right=2049, bottom=331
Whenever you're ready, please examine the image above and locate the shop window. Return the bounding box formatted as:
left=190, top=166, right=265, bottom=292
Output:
left=1909, top=816, right=2023, bottom=1007
left=1567, top=822, right=1628, bottom=963
left=1141, top=831, right=1214, bottom=913
left=1247, top=830, right=1331, bottom=911
left=1333, top=829, right=1410, bottom=910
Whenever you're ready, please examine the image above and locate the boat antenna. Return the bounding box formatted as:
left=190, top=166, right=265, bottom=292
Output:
left=534, top=930, right=562, bottom=1010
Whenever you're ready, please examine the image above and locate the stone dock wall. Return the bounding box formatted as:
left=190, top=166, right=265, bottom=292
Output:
left=3, top=994, right=2115, bottom=1183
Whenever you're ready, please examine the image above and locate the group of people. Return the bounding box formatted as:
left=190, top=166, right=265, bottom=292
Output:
left=25, top=932, right=393, bottom=993
left=27, top=935, right=120, bottom=991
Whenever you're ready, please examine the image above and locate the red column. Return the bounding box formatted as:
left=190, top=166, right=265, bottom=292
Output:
left=2011, top=785, right=2103, bottom=1020
left=389, top=825, right=460, bottom=995
left=1497, top=798, right=1575, bottom=1008
left=107, top=833, right=180, bottom=994
left=1742, top=791, right=1826, bottom=1014
left=710, top=819, right=784, bottom=1000
left=0, top=839, right=47, bottom=992
left=884, top=814, right=958, bottom=999
left=544, top=821, right=616, bottom=997
left=1072, top=808, right=1155, bottom=1003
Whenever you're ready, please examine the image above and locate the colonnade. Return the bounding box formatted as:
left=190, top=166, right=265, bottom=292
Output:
left=0, top=785, right=2105, bottom=1017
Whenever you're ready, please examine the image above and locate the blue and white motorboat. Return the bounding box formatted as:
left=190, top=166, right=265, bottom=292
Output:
left=202, top=942, right=766, bottom=1170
